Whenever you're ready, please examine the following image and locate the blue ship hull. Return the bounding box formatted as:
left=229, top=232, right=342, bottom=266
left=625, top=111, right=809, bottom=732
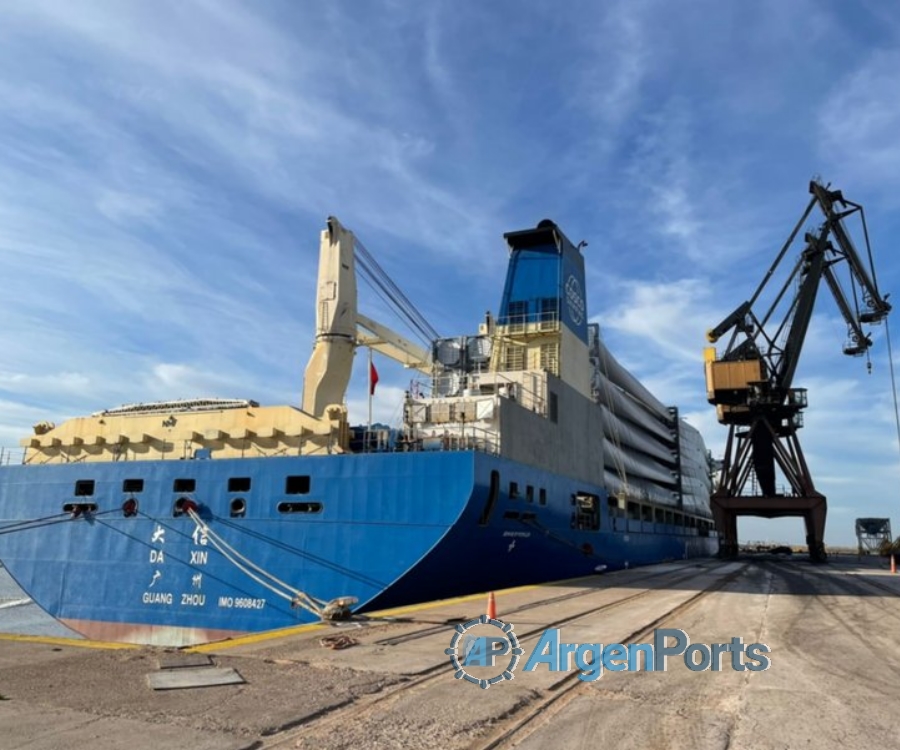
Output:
left=0, top=218, right=722, bottom=645
left=0, top=450, right=715, bottom=646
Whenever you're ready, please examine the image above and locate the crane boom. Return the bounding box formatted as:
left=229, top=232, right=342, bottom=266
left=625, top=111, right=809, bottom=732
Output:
left=810, top=182, right=890, bottom=325
left=356, top=313, right=432, bottom=374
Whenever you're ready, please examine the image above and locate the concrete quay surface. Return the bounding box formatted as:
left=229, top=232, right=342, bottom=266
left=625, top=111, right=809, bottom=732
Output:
left=1, top=556, right=899, bottom=750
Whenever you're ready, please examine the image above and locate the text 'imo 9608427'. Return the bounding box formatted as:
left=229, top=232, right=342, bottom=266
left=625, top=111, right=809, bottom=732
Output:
left=0, top=218, right=717, bottom=646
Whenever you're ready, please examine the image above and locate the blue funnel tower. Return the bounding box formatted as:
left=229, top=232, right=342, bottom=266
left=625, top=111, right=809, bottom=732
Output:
left=494, top=220, right=591, bottom=397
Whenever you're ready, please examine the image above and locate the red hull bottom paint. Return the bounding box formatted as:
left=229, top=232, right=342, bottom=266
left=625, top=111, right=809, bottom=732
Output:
left=61, top=618, right=246, bottom=648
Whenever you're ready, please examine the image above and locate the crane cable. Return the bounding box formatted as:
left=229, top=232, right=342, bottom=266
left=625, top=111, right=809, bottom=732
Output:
left=857, top=203, right=900, bottom=488
left=353, top=237, right=440, bottom=348
left=883, top=317, right=900, bottom=471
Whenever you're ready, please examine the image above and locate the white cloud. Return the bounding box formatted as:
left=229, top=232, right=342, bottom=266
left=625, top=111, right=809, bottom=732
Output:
left=577, top=0, right=651, bottom=144
left=599, top=277, right=717, bottom=364
left=95, top=190, right=164, bottom=226
left=818, top=50, right=900, bottom=191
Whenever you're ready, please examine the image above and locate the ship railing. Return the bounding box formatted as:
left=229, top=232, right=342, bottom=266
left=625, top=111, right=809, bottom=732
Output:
left=496, top=310, right=560, bottom=334
left=408, top=371, right=547, bottom=416
left=0, top=447, right=25, bottom=466
left=400, top=423, right=500, bottom=455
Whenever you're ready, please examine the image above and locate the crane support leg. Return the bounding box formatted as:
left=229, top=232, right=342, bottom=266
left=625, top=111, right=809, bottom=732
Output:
left=712, top=505, right=739, bottom=559
left=711, top=493, right=827, bottom=562
left=803, top=502, right=827, bottom=562
left=712, top=421, right=828, bottom=562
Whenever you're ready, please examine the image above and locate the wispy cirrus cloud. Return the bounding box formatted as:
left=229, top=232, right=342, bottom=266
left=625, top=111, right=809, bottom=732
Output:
left=818, top=50, right=900, bottom=192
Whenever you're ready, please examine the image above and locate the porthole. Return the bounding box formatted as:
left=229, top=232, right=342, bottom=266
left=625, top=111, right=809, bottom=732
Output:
left=277, top=501, right=322, bottom=514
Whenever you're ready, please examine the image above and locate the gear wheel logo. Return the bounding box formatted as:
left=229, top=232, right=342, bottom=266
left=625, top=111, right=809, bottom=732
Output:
left=445, top=614, right=524, bottom=689
left=565, top=274, right=585, bottom=326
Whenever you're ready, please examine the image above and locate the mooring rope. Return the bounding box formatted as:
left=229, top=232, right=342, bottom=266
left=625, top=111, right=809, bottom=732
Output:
left=186, top=508, right=331, bottom=617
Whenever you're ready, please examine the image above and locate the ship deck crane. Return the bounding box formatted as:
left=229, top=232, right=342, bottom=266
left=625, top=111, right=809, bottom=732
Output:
left=302, top=217, right=435, bottom=420
left=705, top=181, right=891, bottom=561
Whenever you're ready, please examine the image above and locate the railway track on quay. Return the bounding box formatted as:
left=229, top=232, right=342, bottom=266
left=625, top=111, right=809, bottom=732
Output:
left=253, top=560, right=747, bottom=749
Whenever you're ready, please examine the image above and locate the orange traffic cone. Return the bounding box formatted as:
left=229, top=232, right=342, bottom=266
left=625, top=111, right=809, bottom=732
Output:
left=892, top=555, right=897, bottom=575
left=486, top=591, right=497, bottom=619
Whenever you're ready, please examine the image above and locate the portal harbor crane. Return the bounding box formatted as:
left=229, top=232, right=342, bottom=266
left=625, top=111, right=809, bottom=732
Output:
left=705, top=180, right=891, bottom=562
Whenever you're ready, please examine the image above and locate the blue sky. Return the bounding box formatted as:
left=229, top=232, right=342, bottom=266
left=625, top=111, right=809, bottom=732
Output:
left=2, top=0, right=900, bottom=546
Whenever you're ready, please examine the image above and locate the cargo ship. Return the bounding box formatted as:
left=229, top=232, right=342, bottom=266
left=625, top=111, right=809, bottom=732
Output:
left=0, top=218, right=717, bottom=646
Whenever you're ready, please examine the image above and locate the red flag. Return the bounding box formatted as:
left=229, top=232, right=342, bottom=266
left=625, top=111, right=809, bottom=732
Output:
left=369, top=361, right=379, bottom=395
